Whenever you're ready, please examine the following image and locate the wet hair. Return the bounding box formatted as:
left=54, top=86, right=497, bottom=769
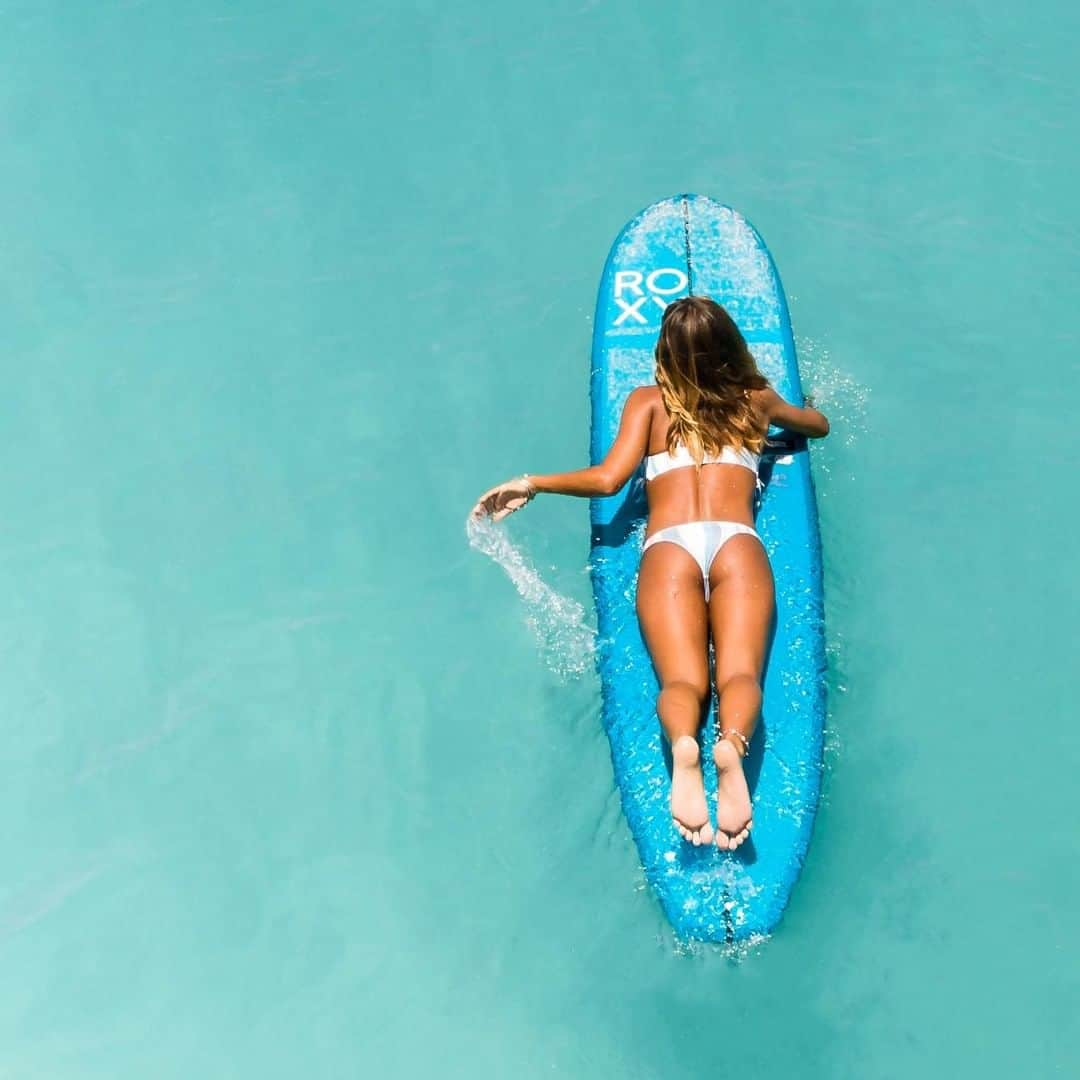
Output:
left=654, top=296, right=769, bottom=460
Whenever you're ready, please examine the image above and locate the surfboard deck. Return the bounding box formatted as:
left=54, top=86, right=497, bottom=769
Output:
left=589, top=195, right=826, bottom=942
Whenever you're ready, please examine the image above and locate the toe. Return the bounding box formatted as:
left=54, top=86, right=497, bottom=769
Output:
left=691, top=828, right=702, bottom=846
left=714, top=831, right=730, bottom=850
left=699, top=821, right=714, bottom=845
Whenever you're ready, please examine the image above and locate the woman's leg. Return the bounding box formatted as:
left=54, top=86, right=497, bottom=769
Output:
left=637, top=542, right=713, bottom=846
left=707, top=535, right=775, bottom=850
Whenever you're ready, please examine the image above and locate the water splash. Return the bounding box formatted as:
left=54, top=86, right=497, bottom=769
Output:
left=794, top=337, right=867, bottom=785
left=466, top=516, right=596, bottom=679
left=821, top=632, right=849, bottom=790
left=670, top=931, right=772, bottom=963
left=796, top=336, right=871, bottom=450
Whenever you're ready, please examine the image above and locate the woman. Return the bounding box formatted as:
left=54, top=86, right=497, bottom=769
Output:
left=471, top=297, right=829, bottom=850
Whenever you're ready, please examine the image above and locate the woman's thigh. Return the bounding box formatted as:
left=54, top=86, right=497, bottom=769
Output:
left=707, top=535, right=775, bottom=684
left=636, top=541, right=710, bottom=695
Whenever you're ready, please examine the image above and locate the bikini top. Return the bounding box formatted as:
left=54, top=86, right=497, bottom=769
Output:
left=644, top=442, right=761, bottom=482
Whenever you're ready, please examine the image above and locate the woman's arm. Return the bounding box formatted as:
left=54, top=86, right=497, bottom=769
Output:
left=471, top=387, right=654, bottom=520
left=758, top=387, right=830, bottom=438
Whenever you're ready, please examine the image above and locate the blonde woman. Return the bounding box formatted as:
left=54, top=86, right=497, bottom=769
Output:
left=471, top=297, right=829, bottom=850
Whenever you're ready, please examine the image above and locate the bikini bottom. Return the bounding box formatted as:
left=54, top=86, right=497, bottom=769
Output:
left=641, top=520, right=762, bottom=601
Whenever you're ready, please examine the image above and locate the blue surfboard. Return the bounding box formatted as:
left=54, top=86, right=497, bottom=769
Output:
left=589, top=194, right=827, bottom=942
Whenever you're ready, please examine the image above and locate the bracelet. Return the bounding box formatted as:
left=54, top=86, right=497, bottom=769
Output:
left=719, top=729, right=750, bottom=757
left=521, top=474, right=537, bottom=499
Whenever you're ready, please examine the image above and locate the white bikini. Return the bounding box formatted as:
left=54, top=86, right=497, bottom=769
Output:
left=641, top=444, right=764, bottom=599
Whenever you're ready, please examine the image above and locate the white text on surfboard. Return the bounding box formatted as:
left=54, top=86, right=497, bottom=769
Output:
left=612, top=268, right=688, bottom=325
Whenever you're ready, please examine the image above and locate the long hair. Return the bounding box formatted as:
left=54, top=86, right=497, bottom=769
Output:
left=654, top=296, right=769, bottom=460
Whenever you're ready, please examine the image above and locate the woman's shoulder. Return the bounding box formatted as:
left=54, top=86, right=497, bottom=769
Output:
left=628, top=384, right=662, bottom=407
left=749, top=385, right=779, bottom=416
left=626, top=385, right=663, bottom=427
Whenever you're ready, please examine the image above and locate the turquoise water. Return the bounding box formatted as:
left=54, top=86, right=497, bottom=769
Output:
left=2, top=2, right=1078, bottom=1076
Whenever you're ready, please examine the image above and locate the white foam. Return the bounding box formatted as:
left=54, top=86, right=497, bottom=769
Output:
left=797, top=336, right=871, bottom=449
left=466, top=516, right=596, bottom=680
left=613, top=201, right=686, bottom=264
left=794, top=337, right=869, bottom=790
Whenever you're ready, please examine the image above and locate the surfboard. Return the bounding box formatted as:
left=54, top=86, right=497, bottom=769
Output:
left=589, top=194, right=827, bottom=942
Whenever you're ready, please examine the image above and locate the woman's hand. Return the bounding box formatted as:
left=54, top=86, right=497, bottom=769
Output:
left=469, top=476, right=536, bottom=522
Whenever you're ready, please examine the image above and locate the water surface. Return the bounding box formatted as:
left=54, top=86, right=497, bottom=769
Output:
left=1, top=2, right=1078, bottom=1076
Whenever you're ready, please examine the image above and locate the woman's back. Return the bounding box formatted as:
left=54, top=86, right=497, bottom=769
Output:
left=641, top=385, right=764, bottom=534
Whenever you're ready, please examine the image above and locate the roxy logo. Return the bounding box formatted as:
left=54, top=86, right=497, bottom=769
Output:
left=612, top=268, right=688, bottom=326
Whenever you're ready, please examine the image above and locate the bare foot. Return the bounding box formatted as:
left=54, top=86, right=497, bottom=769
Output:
left=671, top=735, right=714, bottom=846
left=713, top=739, right=753, bottom=850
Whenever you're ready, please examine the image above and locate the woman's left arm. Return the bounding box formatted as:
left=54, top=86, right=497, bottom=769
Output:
left=471, top=387, right=653, bottom=520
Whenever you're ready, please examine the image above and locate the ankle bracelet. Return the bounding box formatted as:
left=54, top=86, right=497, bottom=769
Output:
left=719, top=729, right=750, bottom=758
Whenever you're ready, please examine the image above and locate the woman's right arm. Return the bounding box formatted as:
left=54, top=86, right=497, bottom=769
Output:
left=470, top=386, right=654, bottom=520
left=759, top=387, right=830, bottom=438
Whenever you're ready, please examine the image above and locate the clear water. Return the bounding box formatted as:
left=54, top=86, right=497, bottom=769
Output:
left=2, top=2, right=1078, bottom=1076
